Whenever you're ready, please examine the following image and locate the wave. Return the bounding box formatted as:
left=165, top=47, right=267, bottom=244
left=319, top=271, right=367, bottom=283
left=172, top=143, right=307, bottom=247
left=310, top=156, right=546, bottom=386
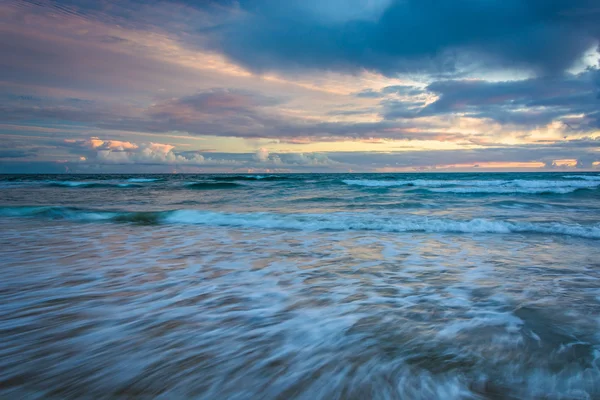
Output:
left=185, top=182, right=242, bottom=190
left=343, top=179, right=506, bottom=187
left=46, top=181, right=140, bottom=188
left=510, top=179, right=600, bottom=188
left=343, top=179, right=600, bottom=194
left=2, top=207, right=599, bottom=239
left=343, top=179, right=600, bottom=188
left=427, top=187, right=585, bottom=194
left=213, top=175, right=286, bottom=181
left=0, top=206, right=114, bottom=221
left=164, top=211, right=600, bottom=238
left=563, top=175, right=600, bottom=181
left=126, top=178, right=162, bottom=183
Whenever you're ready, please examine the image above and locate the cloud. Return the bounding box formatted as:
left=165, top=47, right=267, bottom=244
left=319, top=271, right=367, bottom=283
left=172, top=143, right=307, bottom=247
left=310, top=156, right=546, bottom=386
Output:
left=0, top=149, right=37, bottom=159
left=152, top=89, right=285, bottom=115
left=251, top=148, right=336, bottom=166
left=65, top=137, right=219, bottom=165
left=2, top=136, right=598, bottom=173
left=2, top=0, right=600, bottom=173
left=205, top=0, right=600, bottom=76
left=325, top=140, right=600, bottom=170
left=383, top=68, right=600, bottom=128
left=59, top=137, right=342, bottom=170
left=253, top=147, right=271, bottom=162
left=284, top=152, right=337, bottom=166
left=0, top=87, right=469, bottom=142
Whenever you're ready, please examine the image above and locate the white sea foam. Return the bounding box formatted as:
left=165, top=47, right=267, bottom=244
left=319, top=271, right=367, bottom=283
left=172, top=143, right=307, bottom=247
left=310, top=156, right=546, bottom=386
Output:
left=343, top=179, right=508, bottom=187
left=511, top=179, right=600, bottom=188
left=429, top=187, right=581, bottom=194
left=165, top=210, right=600, bottom=239
left=343, top=179, right=600, bottom=193
left=48, top=181, right=92, bottom=187
left=3, top=207, right=600, bottom=238
left=47, top=181, right=139, bottom=188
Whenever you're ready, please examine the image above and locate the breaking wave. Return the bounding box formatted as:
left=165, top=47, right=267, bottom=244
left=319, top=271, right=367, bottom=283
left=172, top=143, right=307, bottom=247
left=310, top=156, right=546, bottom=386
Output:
left=343, top=179, right=600, bottom=194
left=213, top=175, right=287, bottom=181
left=427, top=187, right=586, bottom=194
left=46, top=181, right=141, bottom=188
left=343, top=179, right=505, bottom=187
left=126, top=178, right=162, bottom=183
left=2, top=207, right=599, bottom=239
left=343, top=179, right=600, bottom=188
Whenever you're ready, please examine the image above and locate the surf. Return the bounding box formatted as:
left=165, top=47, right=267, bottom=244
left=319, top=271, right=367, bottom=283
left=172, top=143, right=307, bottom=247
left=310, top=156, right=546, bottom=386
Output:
left=2, top=207, right=599, bottom=239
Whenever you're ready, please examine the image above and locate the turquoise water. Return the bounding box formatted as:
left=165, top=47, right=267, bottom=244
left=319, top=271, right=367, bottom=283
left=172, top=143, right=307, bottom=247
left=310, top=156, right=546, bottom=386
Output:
left=1, top=173, right=600, bottom=398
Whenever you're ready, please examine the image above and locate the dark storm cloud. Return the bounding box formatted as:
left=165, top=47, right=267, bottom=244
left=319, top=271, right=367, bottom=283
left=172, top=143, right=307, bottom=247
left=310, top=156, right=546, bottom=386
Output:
left=205, top=0, right=600, bottom=76
left=383, top=68, right=600, bottom=127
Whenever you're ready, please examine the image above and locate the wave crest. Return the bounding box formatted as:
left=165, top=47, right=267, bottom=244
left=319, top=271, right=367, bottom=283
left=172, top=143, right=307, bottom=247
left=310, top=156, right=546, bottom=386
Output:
left=126, top=178, right=162, bottom=183
left=213, top=175, right=286, bottom=181
left=343, top=179, right=600, bottom=194
left=3, top=207, right=597, bottom=239
left=47, top=181, right=140, bottom=188
left=165, top=211, right=600, bottom=238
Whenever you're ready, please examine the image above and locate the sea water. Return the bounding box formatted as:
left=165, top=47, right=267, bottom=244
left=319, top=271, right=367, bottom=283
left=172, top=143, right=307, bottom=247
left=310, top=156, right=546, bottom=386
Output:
left=1, top=172, right=600, bottom=399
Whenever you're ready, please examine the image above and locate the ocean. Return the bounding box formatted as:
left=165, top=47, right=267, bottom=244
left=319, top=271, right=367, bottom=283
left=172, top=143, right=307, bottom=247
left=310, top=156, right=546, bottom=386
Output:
left=1, top=172, right=600, bottom=399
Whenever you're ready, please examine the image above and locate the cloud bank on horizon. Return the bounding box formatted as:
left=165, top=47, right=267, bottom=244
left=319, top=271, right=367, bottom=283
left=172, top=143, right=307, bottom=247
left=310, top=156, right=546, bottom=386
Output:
left=0, top=0, right=599, bottom=172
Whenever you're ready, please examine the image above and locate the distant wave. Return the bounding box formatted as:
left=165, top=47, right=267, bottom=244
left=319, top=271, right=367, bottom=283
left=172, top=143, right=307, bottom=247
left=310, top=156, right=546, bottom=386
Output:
left=343, top=179, right=507, bottom=187
left=343, top=179, right=600, bottom=188
left=185, top=182, right=242, bottom=190
left=2, top=207, right=599, bottom=239
left=563, top=175, right=600, bottom=181
left=343, top=179, right=600, bottom=194
left=213, top=175, right=286, bottom=181
left=427, top=187, right=586, bottom=194
left=126, top=178, right=162, bottom=183
left=46, top=181, right=141, bottom=188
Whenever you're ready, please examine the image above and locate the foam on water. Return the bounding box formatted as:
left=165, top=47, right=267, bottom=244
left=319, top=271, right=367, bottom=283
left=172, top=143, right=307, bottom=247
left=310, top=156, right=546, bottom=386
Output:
left=1, top=173, right=600, bottom=397
left=343, top=179, right=507, bottom=187
left=46, top=181, right=140, bottom=188
left=1, top=219, right=599, bottom=399
left=167, top=210, right=600, bottom=238
left=428, top=187, right=585, bottom=194
left=2, top=207, right=599, bottom=238
left=343, top=178, right=600, bottom=189
left=213, top=175, right=286, bottom=181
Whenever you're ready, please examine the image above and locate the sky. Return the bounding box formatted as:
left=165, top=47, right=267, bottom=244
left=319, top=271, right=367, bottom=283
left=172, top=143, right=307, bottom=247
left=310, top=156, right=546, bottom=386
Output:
left=1, top=0, right=599, bottom=173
